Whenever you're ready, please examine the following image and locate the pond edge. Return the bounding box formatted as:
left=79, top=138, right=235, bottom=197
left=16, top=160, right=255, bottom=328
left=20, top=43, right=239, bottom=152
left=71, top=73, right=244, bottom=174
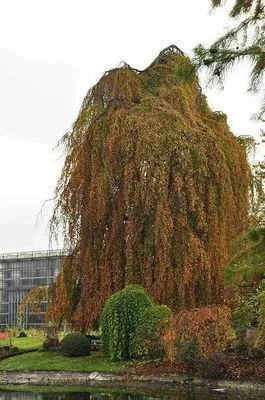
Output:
left=0, top=371, right=264, bottom=393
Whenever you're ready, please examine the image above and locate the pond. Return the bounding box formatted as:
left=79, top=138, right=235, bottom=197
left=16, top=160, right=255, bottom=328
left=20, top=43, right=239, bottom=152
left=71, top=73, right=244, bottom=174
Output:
left=0, top=387, right=264, bottom=400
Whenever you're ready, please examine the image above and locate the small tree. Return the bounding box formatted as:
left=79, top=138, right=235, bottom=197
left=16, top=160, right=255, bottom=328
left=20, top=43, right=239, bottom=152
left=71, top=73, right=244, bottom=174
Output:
left=43, top=325, right=60, bottom=350
left=101, top=285, right=153, bottom=361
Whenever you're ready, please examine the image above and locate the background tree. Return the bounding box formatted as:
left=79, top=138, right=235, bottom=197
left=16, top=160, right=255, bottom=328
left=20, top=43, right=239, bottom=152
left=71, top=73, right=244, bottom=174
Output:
left=237, top=132, right=265, bottom=226
left=194, top=0, right=265, bottom=120
left=225, top=227, right=265, bottom=342
left=251, top=158, right=265, bottom=225
left=194, top=2, right=265, bottom=291
left=226, top=227, right=265, bottom=286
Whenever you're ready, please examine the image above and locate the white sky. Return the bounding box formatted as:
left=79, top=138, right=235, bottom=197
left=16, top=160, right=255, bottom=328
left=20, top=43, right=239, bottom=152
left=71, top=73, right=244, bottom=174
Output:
left=0, top=0, right=264, bottom=253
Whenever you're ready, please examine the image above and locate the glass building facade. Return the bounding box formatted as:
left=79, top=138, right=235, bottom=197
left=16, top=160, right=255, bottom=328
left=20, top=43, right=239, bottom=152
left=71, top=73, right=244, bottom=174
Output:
left=0, top=250, right=65, bottom=328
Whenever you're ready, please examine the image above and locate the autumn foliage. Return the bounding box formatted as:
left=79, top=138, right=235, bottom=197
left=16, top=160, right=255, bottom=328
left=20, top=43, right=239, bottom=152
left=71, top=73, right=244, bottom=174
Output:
left=170, top=305, right=235, bottom=357
left=49, top=45, right=249, bottom=330
left=0, top=332, right=12, bottom=340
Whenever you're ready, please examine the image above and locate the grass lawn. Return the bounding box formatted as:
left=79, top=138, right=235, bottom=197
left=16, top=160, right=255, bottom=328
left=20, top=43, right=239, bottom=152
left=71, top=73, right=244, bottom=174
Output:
left=0, top=385, right=133, bottom=394
left=0, top=350, right=133, bottom=373
left=0, top=335, right=45, bottom=350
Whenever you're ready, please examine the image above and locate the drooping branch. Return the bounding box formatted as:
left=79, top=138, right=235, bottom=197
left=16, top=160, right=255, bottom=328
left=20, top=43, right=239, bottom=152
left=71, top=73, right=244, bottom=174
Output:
left=50, top=47, right=250, bottom=330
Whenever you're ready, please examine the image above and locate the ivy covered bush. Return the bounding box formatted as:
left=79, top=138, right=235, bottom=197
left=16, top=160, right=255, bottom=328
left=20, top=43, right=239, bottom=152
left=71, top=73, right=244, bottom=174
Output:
left=101, top=285, right=171, bottom=361
left=131, top=305, right=172, bottom=359
left=61, top=332, right=90, bottom=357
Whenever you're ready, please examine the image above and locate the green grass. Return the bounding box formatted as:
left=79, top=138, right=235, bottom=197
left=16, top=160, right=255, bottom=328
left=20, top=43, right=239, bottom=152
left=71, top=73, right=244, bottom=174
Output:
left=0, top=350, right=132, bottom=373
left=0, top=385, right=135, bottom=394
left=0, top=335, right=44, bottom=350
left=0, top=385, right=181, bottom=397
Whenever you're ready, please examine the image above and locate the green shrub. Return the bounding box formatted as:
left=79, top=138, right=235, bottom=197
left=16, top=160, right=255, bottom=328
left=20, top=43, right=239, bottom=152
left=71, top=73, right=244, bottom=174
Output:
left=178, top=338, right=200, bottom=368
left=101, top=285, right=153, bottom=361
left=231, top=295, right=259, bottom=335
left=61, top=332, right=90, bottom=357
left=131, top=305, right=172, bottom=359
left=17, top=331, right=27, bottom=338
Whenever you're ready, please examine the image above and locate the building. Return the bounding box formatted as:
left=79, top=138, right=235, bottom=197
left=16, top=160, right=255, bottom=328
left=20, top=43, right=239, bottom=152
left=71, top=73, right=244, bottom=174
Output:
left=0, top=250, right=65, bottom=329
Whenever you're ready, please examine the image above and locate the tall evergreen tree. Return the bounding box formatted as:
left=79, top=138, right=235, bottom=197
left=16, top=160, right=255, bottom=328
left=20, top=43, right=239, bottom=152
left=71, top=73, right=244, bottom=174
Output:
left=194, top=0, right=265, bottom=120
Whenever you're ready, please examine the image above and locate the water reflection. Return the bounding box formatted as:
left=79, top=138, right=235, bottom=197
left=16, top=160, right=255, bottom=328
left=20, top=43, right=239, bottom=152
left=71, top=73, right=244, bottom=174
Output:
left=0, top=389, right=262, bottom=400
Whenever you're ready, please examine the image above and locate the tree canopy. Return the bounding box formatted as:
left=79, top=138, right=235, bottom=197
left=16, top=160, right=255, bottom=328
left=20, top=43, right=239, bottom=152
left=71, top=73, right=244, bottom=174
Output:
left=49, top=46, right=250, bottom=330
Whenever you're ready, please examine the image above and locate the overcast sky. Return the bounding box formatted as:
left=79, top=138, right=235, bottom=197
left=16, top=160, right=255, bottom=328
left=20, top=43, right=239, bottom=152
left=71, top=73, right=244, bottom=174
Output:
left=0, top=0, right=264, bottom=253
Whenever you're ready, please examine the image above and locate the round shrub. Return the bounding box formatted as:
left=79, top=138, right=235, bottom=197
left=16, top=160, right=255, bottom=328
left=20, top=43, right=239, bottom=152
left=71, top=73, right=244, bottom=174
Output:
left=61, top=332, right=91, bottom=357
left=131, top=305, right=172, bottom=359
left=101, top=285, right=153, bottom=361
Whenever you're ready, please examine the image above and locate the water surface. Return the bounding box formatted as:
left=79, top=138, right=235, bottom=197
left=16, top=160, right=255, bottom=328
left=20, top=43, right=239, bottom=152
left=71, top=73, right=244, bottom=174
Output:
left=0, top=388, right=263, bottom=400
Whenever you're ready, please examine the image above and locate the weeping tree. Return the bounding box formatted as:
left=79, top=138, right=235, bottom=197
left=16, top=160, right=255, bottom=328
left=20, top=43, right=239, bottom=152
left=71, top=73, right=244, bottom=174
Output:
left=48, top=45, right=250, bottom=331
